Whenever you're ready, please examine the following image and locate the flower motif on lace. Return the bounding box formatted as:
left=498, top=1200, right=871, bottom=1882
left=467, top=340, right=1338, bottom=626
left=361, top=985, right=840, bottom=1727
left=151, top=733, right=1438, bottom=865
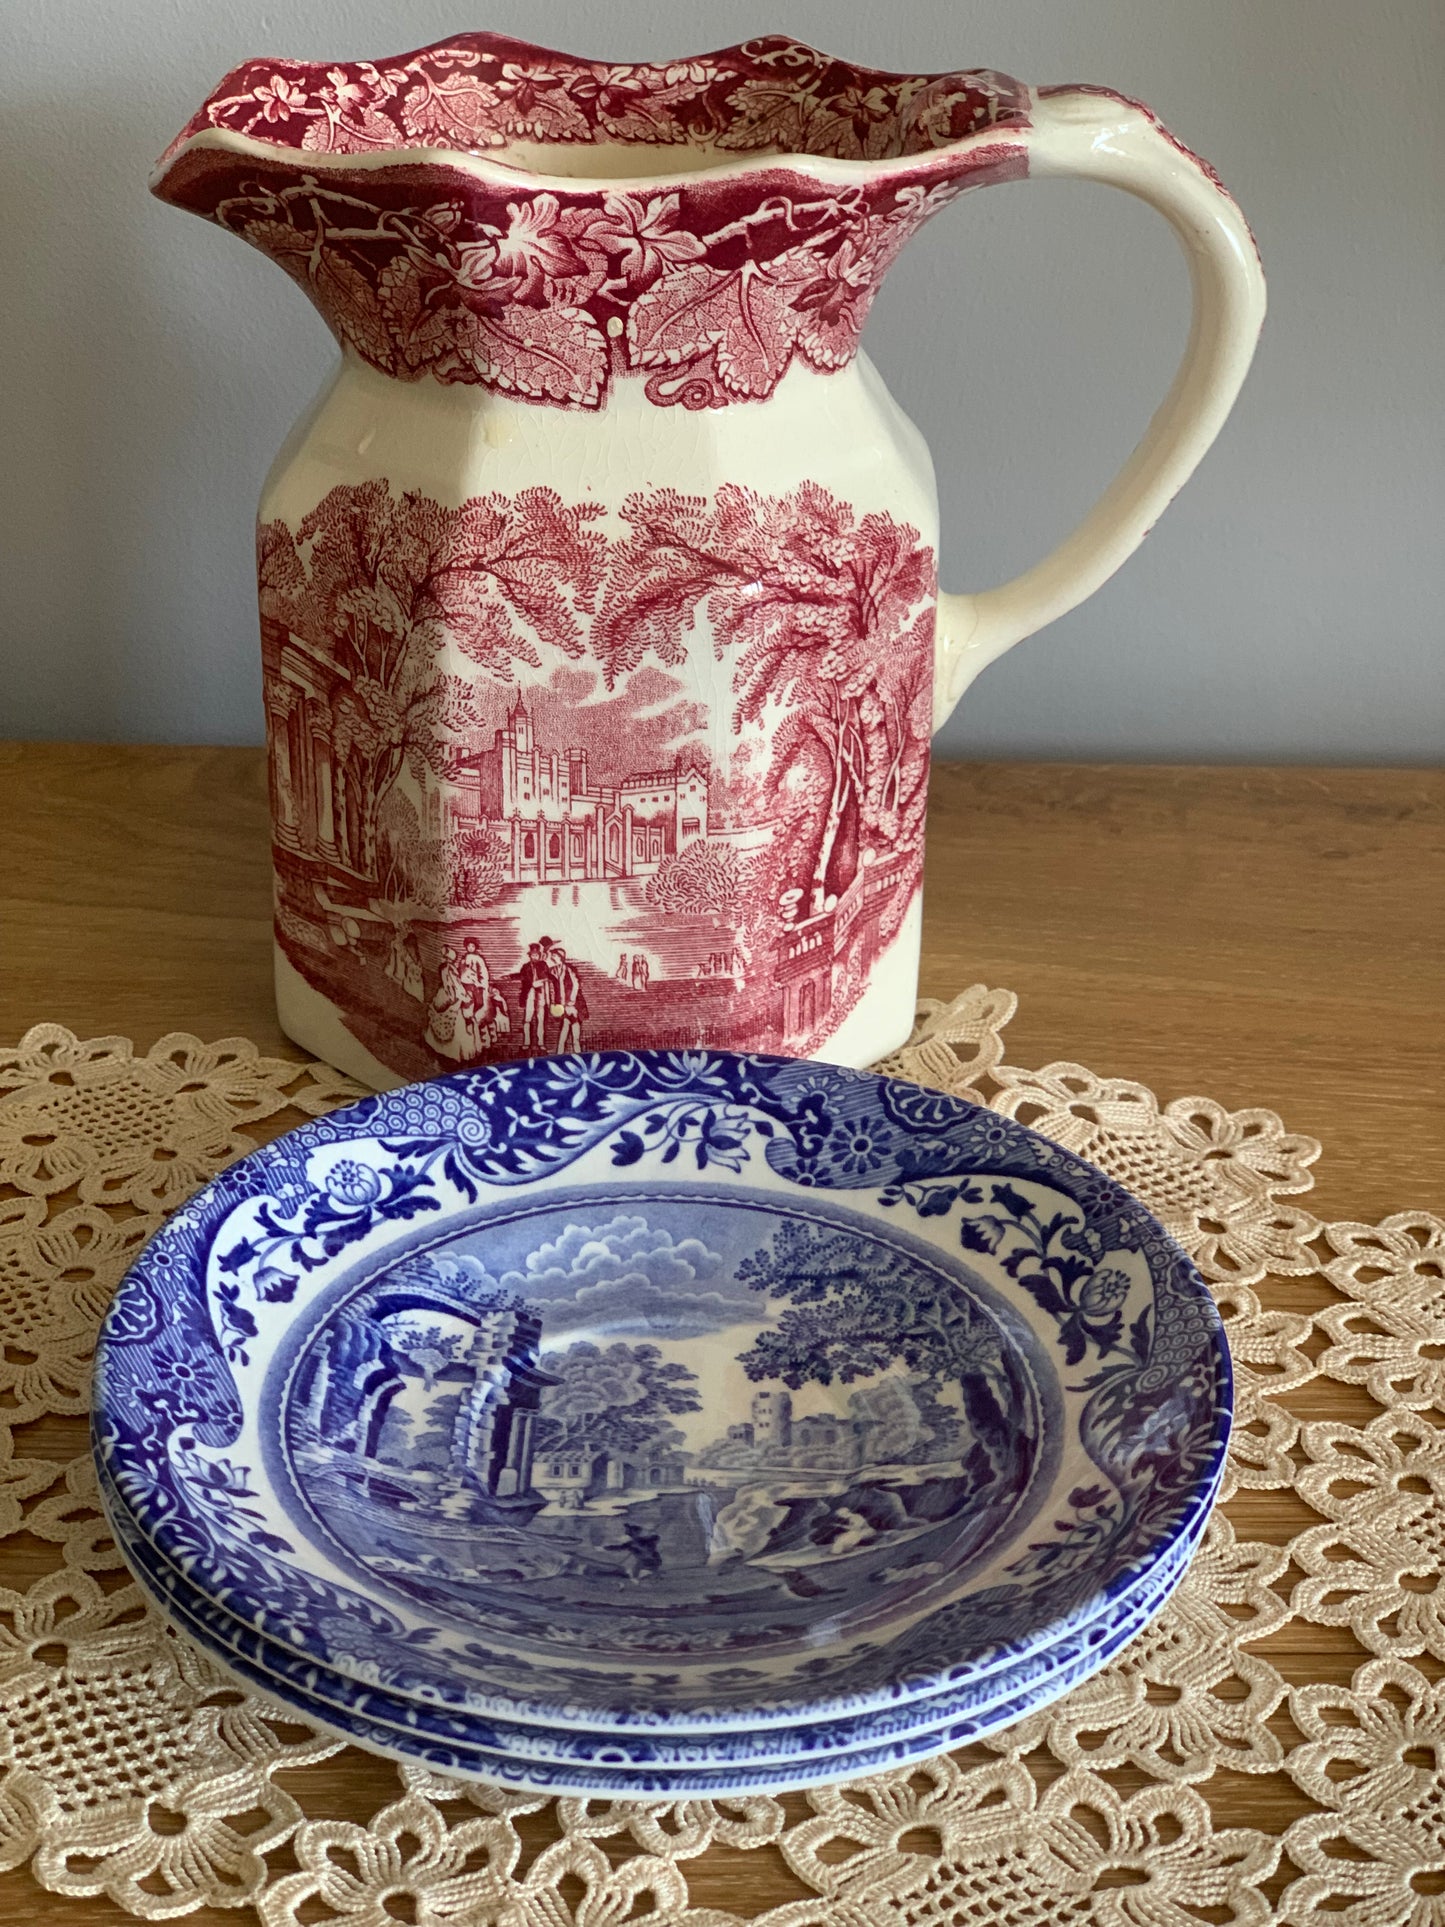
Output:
left=398, top=1761, right=549, bottom=1822
left=0, top=1026, right=329, bottom=1210
left=0, top=1567, right=158, bottom=1686
left=1281, top=1666, right=1445, bottom=1927
left=23, top=1452, right=123, bottom=1576
left=1324, top=1213, right=1445, bottom=1305
left=990, top=1068, right=1322, bottom=1284
left=1288, top=1656, right=1445, bottom=1823
left=27, top=1767, right=308, bottom=1918
left=1160, top=1095, right=1320, bottom=1202
left=1316, top=1213, right=1445, bottom=1411
left=869, top=985, right=1016, bottom=1104
left=1192, top=1196, right=1324, bottom=1288
left=986, top=1514, right=1291, bottom=1781
left=0, top=1197, right=160, bottom=1421
left=0, top=1572, right=333, bottom=1912
left=1210, top=1276, right=1314, bottom=1496
left=0, top=1440, right=72, bottom=1546
left=258, top=1793, right=517, bottom=1926
left=1279, top=1813, right=1445, bottom=1927
left=540, top=1791, right=787, bottom=1858
left=1211, top=1279, right=1316, bottom=1407
left=1292, top=1411, right=1445, bottom=1659
left=787, top=1759, right=1279, bottom=1922
left=491, top=1835, right=731, bottom=1926
left=1317, top=1296, right=1445, bottom=1415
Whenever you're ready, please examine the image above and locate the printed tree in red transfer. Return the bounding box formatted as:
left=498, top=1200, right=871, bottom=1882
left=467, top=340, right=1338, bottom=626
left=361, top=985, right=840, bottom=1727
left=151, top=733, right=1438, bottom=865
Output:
left=594, top=482, right=934, bottom=917
left=258, top=479, right=605, bottom=880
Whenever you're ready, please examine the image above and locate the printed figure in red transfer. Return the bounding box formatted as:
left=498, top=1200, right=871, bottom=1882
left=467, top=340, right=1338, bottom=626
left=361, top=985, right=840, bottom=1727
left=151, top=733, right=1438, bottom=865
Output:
left=518, top=943, right=557, bottom=1053
left=544, top=941, right=589, bottom=1053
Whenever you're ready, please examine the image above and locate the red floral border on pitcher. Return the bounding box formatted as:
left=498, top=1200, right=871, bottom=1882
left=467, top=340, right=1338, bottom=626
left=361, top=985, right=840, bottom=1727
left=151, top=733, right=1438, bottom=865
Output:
left=155, top=147, right=1027, bottom=410
left=153, top=35, right=1033, bottom=410
left=161, top=34, right=1030, bottom=164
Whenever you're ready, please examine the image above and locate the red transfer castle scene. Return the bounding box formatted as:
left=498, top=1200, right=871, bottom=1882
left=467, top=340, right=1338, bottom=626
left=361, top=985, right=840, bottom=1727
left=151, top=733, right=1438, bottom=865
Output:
left=260, top=477, right=934, bottom=1078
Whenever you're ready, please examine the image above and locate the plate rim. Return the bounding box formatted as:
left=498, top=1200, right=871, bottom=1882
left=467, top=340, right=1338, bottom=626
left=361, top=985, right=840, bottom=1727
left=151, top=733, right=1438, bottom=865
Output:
left=96, top=1440, right=1218, bottom=1769
left=100, top=1459, right=1204, bottom=1798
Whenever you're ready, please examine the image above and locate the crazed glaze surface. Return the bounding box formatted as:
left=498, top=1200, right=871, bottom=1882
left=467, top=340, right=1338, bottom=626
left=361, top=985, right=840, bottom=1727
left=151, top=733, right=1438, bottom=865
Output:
left=154, top=36, right=1266, bottom=1089
left=93, top=1051, right=1231, bottom=1740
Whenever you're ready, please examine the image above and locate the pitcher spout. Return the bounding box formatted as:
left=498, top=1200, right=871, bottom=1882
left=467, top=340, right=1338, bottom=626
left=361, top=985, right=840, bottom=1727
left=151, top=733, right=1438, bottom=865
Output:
left=152, top=34, right=1032, bottom=411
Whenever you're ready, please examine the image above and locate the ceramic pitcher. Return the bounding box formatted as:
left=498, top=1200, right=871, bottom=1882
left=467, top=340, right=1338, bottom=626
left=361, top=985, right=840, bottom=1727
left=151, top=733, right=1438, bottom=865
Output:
left=154, top=35, right=1264, bottom=1089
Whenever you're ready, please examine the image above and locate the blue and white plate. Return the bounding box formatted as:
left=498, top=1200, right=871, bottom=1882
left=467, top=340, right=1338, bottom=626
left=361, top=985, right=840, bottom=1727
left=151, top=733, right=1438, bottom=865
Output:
left=99, top=1446, right=1203, bottom=1796
left=96, top=1444, right=1217, bottom=1770
left=93, top=1051, right=1230, bottom=1735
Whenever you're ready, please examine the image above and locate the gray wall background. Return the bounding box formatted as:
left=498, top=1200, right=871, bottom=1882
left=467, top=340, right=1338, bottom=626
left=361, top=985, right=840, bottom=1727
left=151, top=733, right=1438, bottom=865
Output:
left=3, top=0, right=1442, bottom=760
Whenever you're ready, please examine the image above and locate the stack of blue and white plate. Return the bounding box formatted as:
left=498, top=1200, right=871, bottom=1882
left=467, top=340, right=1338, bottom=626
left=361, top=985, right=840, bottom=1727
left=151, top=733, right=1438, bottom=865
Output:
left=93, top=1050, right=1230, bottom=1797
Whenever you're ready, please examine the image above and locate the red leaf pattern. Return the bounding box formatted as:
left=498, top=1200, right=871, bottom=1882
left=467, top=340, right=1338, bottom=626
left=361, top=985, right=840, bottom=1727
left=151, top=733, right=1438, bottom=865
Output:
left=157, top=35, right=1029, bottom=410
left=629, top=263, right=798, bottom=398
left=173, top=36, right=1027, bottom=164
left=451, top=304, right=608, bottom=407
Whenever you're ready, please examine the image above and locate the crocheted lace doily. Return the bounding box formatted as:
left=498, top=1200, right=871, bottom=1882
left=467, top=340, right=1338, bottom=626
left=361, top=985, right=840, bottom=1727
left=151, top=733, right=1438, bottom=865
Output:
left=0, top=996, right=1440, bottom=1926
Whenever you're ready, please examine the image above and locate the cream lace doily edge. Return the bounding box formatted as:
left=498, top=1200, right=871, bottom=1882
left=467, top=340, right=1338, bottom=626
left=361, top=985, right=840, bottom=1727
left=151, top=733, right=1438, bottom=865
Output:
left=0, top=999, right=1440, bottom=1926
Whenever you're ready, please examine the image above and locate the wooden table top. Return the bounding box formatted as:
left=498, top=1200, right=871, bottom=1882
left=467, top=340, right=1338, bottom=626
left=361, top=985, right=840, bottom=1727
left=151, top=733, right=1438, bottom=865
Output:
left=0, top=743, right=1440, bottom=1922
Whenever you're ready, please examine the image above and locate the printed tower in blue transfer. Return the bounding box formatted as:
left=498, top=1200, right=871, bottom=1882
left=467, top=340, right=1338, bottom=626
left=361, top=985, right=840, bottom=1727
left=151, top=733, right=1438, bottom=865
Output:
left=448, top=1302, right=555, bottom=1499
left=295, top=1289, right=555, bottom=1517
left=751, top=1390, right=793, bottom=1450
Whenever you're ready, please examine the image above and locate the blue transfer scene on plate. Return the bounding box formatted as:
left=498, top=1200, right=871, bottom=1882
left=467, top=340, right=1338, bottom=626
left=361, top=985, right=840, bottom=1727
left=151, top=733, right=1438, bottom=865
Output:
left=280, top=1187, right=1050, bottom=1640
left=93, top=1050, right=1231, bottom=1736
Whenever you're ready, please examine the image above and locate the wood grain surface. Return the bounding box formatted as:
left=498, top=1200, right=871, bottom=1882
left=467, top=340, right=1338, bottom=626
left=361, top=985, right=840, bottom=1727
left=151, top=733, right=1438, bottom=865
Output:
left=0, top=743, right=1440, bottom=1923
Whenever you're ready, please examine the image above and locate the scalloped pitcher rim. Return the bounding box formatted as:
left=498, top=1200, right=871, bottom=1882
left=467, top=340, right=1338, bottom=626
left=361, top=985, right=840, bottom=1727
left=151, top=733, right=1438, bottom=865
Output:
left=153, top=31, right=1035, bottom=194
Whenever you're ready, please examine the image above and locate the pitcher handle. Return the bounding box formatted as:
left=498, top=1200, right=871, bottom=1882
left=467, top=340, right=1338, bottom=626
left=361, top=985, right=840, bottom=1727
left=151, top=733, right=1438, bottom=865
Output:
left=932, top=87, right=1266, bottom=732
